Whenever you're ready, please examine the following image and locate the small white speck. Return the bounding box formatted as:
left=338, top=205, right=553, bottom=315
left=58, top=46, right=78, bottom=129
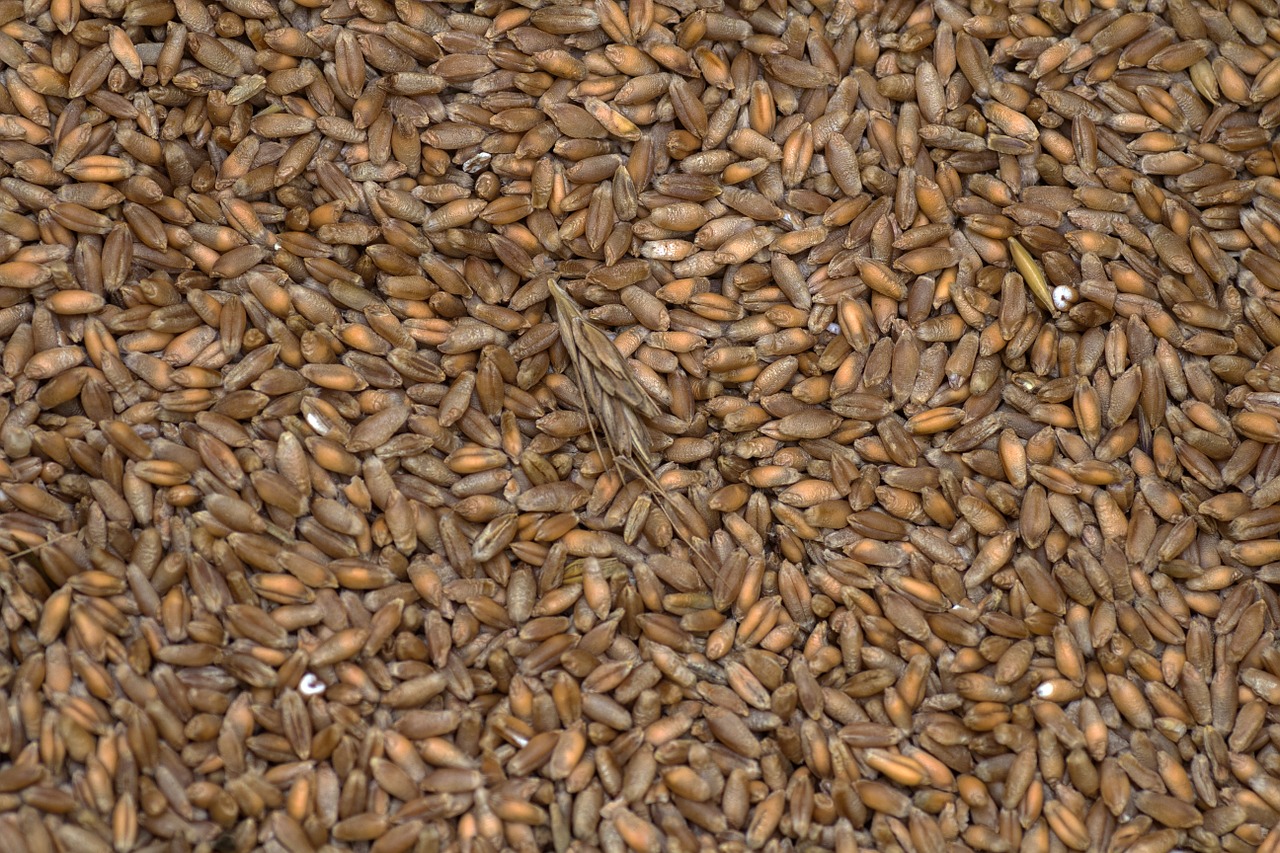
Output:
left=299, top=673, right=326, bottom=696
left=827, top=322, right=841, bottom=334
left=1035, top=683, right=1053, bottom=698
left=305, top=411, right=328, bottom=434
left=1052, top=285, right=1077, bottom=312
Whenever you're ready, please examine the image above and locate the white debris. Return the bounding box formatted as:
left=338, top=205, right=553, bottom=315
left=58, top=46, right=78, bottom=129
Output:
left=1052, top=285, right=1077, bottom=312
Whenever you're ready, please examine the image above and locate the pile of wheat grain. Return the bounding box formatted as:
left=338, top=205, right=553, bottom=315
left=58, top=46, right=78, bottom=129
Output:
left=1, top=0, right=1280, bottom=850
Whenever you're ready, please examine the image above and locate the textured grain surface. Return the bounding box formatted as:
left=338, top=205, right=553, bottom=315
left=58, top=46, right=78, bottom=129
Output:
left=1, top=0, right=1280, bottom=850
